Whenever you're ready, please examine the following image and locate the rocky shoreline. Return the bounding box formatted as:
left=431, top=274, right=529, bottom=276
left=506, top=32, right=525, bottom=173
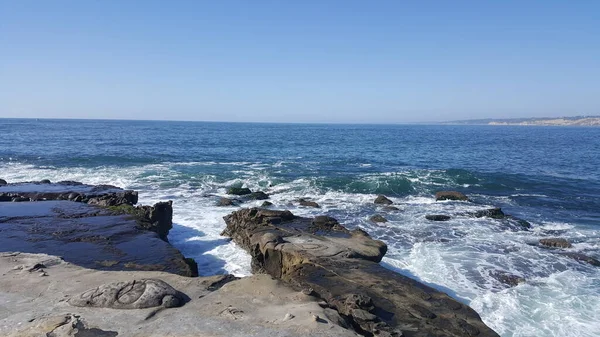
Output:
left=6, top=179, right=592, bottom=336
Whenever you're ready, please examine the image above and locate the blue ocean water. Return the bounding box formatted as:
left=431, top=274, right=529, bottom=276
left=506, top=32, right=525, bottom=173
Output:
left=1, top=118, right=599, bottom=336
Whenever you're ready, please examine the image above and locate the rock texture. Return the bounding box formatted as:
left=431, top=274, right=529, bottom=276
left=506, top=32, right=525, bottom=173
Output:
left=69, top=279, right=184, bottom=309
left=222, top=208, right=500, bottom=337
left=0, top=253, right=357, bottom=337
left=435, top=191, right=469, bottom=201
left=539, top=238, right=572, bottom=248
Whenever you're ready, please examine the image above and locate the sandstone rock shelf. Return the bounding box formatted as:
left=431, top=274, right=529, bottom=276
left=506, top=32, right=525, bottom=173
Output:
left=223, top=208, right=500, bottom=337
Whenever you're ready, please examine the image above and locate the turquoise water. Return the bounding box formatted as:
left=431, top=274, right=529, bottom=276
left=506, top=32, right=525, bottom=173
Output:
left=1, top=118, right=599, bottom=336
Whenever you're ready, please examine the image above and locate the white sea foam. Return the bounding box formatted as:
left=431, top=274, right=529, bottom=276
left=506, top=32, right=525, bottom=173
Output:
left=2, top=161, right=599, bottom=337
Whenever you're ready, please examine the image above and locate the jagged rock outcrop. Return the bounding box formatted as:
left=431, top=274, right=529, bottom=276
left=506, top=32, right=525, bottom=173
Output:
left=222, top=208, right=500, bottom=337
left=435, top=191, right=469, bottom=201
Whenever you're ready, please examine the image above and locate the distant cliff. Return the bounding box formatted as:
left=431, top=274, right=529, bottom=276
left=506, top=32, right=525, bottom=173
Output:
left=448, top=116, right=600, bottom=126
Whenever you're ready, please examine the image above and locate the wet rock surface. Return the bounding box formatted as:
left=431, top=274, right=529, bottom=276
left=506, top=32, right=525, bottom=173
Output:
left=0, top=182, right=195, bottom=276
left=539, top=238, right=572, bottom=248
left=435, top=191, right=469, bottom=201
left=426, top=214, right=451, bottom=221
left=369, top=214, right=388, bottom=223
left=374, top=195, right=393, bottom=205
left=223, top=208, right=500, bottom=337
left=227, top=187, right=252, bottom=195
left=298, top=198, right=321, bottom=208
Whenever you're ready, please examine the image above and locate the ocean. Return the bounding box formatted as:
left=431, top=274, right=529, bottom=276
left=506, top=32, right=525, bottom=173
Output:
left=1, top=118, right=599, bottom=337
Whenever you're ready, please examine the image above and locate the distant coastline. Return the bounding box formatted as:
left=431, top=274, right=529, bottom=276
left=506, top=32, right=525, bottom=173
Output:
left=446, top=115, right=600, bottom=126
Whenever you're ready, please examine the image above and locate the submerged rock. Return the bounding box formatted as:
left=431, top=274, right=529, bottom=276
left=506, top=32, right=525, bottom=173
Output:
left=559, top=252, right=600, bottom=267
left=69, top=279, right=184, bottom=309
left=435, top=191, right=469, bottom=201
left=227, top=187, right=252, bottom=195
left=472, top=207, right=505, bottom=219
left=539, top=238, right=572, bottom=248
left=374, top=195, right=393, bottom=205
left=369, top=214, right=388, bottom=223
left=222, top=208, right=500, bottom=337
left=298, top=198, right=320, bottom=208
left=217, top=197, right=237, bottom=206
left=489, top=270, right=525, bottom=287
left=261, top=201, right=273, bottom=207
left=426, top=214, right=451, bottom=221
left=248, top=191, right=269, bottom=200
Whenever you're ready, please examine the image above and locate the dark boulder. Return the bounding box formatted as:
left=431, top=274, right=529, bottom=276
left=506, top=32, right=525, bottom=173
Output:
left=248, top=191, right=269, bottom=200
left=374, top=195, right=393, bottom=205
left=261, top=201, right=273, bottom=207
left=435, top=191, right=469, bottom=201
left=222, top=208, right=499, bottom=337
left=227, top=187, right=252, bottom=195
left=39, top=179, right=51, bottom=184
left=472, top=208, right=505, bottom=219
left=370, top=214, right=388, bottom=223
left=383, top=206, right=400, bottom=211
left=0, top=179, right=7, bottom=186
left=426, top=214, right=451, bottom=221
left=298, top=198, right=320, bottom=208
left=539, top=238, right=572, bottom=248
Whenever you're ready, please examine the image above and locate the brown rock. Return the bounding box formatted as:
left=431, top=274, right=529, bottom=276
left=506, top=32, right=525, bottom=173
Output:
left=539, top=238, right=572, bottom=248
left=298, top=199, right=320, bottom=208
left=222, top=208, right=499, bottom=337
left=435, top=191, right=469, bottom=201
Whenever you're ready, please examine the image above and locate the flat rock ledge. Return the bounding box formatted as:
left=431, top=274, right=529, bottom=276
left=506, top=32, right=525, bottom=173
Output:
left=0, top=181, right=196, bottom=276
left=0, top=252, right=357, bottom=337
left=222, top=208, right=500, bottom=337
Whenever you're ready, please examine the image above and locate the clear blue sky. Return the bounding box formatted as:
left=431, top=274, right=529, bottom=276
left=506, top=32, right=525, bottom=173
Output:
left=1, top=1, right=598, bottom=123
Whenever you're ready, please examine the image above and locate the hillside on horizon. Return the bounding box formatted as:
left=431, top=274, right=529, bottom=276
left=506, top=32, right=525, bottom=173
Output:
left=446, top=115, right=600, bottom=126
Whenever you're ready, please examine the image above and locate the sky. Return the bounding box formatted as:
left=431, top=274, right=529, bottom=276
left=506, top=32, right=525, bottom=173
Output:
left=1, top=1, right=599, bottom=123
